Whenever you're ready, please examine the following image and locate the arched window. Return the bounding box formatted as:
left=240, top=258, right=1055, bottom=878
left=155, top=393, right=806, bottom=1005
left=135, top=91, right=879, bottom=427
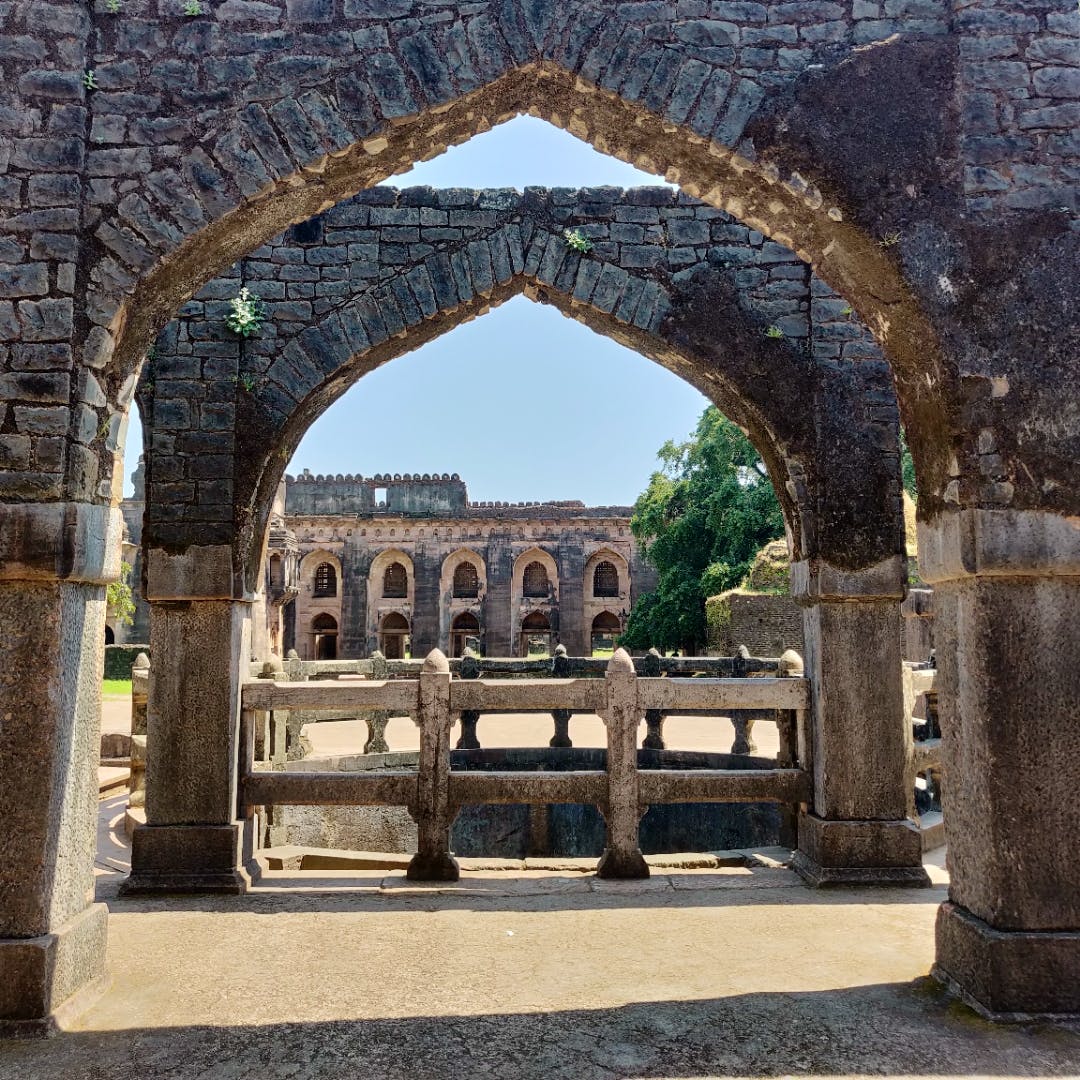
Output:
left=313, top=562, right=337, bottom=598
left=452, top=561, right=479, bottom=598
left=519, top=609, right=552, bottom=658
left=380, top=611, right=410, bottom=660
left=593, top=560, right=619, bottom=597
left=521, top=611, right=550, bottom=631
left=522, top=560, right=549, bottom=598
left=383, top=561, right=407, bottom=598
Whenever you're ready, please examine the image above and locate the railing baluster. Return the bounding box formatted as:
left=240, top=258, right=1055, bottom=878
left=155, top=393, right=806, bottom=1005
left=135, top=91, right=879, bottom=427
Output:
left=777, top=649, right=805, bottom=849
left=237, top=706, right=255, bottom=820
left=597, top=648, right=649, bottom=879
left=455, top=647, right=482, bottom=750
left=129, top=651, right=150, bottom=810
left=407, top=649, right=459, bottom=881
left=642, top=709, right=666, bottom=750
left=549, top=644, right=573, bottom=747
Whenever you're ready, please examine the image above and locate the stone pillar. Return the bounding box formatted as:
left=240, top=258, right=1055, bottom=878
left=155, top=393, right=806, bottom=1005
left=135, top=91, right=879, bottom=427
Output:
left=128, top=651, right=150, bottom=809
left=407, top=649, right=459, bottom=881
left=123, top=547, right=257, bottom=894
left=790, top=557, right=928, bottom=886
left=921, top=509, right=1080, bottom=1017
left=0, top=503, right=123, bottom=1034
left=597, top=648, right=648, bottom=878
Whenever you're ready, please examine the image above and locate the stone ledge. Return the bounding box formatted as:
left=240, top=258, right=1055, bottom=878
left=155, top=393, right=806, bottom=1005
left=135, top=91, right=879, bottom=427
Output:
left=790, top=554, right=907, bottom=603
left=934, top=901, right=1080, bottom=1019
left=0, top=903, right=108, bottom=1036
left=0, top=502, right=123, bottom=584
left=919, top=508, right=1080, bottom=583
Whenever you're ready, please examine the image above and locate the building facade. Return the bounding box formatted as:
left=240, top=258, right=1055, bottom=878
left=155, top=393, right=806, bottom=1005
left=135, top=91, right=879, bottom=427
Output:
left=267, top=471, right=654, bottom=660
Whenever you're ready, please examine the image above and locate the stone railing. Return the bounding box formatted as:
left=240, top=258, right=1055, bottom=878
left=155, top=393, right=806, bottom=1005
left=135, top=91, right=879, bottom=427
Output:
left=239, top=648, right=810, bottom=881
left=252, top=645, right=792, bottom=759
left=904, top=663, right=943, bottom=850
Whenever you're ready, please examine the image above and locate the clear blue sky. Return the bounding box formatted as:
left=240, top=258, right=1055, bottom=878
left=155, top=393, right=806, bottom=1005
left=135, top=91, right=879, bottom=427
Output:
left=123, top=117, right=710, bottom=504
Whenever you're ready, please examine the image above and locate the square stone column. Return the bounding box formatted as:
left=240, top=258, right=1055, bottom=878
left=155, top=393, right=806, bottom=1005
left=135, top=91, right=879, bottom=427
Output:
left=0, top=503, right=123, bottom=1034
left=123, top=547, right=257, bottom=894
left=790, top=557, right=929, bottom=887
left=921, top=509, right=1080, bottom=1018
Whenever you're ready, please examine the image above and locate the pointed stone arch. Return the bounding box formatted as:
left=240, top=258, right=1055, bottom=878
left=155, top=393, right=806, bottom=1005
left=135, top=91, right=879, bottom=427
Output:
left=79, top=26, right=963, bottom=527
left=139, top=186, right=907, bottom=602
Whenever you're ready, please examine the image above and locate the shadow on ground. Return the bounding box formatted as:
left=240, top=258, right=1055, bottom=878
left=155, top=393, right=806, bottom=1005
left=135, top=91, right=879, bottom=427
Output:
left=2, top=982, right=1080, bottom=1079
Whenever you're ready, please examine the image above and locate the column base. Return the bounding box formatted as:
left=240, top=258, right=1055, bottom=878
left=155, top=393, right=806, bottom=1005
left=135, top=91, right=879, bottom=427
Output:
left=120, top=823, right=256, bottom=895
left=793, top=814, right=931, bottom=887
left=933, top=901, right=1080, bottom=1019
left=596, top=848, right=650, bottom=879
left=406, top=852, right=461, bottom=881
left=0, top=903, right=109, bottom=1037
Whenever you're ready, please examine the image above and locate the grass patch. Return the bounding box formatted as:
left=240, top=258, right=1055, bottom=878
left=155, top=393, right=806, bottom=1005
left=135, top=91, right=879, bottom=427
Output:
left=102, top=679, right=132, bottom=697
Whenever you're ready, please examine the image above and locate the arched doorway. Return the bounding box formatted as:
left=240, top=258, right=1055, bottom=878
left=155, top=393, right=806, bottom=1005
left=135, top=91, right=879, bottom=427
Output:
left=311, top=613, right=338, bottom=661
left=104, top=625, right=116, bottom=646
left=519, top=611, right=552, bottom=658
left=591, top=611, right=622, bottom=655
left=380, top=612, right=410, bottom=660
left=451, top=612, right=481, bottom=659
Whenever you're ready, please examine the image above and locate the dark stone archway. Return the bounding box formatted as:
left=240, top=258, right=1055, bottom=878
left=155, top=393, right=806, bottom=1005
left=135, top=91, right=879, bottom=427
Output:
left=2, top=0, right=1078, bottom=1026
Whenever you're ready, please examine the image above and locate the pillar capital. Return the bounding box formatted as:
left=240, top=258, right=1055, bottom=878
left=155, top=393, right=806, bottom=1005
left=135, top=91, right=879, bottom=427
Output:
left=918, top=507, right=1080, bottom=584
left=790, top=554, right=906, bottom=604
left=145, top=544, right=253, bottom=602
left=0, top=501, right=123, bottom=584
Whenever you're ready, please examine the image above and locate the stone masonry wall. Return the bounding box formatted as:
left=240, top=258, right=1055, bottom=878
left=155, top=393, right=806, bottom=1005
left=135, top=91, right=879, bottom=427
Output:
left=0, top=0, right=1075, bottom=534
left=140, top=184, right=904, bottom=586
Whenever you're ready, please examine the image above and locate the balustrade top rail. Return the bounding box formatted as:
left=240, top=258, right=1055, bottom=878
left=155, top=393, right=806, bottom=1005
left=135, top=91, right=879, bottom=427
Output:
left=241, top=675, right=809, bottom=714
left=253, top=649, right=786, bottom=683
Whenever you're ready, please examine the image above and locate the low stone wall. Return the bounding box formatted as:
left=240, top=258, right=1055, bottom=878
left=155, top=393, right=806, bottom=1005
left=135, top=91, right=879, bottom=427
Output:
left=103, top=644, right=150, bottom=681
left=708, top=593, right=804, bottom=656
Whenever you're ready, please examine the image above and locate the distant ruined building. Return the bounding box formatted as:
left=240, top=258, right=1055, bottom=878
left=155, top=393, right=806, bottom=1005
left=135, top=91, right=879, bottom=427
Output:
left=250, top=470, right=656, bottom=660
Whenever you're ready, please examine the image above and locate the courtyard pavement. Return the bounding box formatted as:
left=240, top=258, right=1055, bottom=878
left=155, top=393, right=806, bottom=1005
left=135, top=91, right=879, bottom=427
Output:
left=50, top=696, right=1078, bottom=1079
left=2, top=793, right=1078, bottom=1078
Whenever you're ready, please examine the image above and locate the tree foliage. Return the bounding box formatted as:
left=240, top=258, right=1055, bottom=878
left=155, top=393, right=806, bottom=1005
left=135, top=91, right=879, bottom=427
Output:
left=106, top=561, right=136, bottom=628
left=620, top=408, right=785, bottom=654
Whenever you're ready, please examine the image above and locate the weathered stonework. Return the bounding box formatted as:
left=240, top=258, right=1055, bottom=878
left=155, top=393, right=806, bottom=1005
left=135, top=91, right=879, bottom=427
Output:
left=139, top=185, right=904, bottom=595
left=0, top=0, right=1077, bottom=1027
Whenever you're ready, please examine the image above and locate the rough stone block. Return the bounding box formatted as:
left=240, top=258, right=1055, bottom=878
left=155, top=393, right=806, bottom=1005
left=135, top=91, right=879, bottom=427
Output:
left=934, top=902, right=1080, bottom=1019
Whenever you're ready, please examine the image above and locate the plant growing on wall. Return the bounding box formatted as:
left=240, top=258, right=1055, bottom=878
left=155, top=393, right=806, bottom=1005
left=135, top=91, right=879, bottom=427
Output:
left=225, top=288, right=265, bottom=338
left=563, top=228, right=594, bottom=253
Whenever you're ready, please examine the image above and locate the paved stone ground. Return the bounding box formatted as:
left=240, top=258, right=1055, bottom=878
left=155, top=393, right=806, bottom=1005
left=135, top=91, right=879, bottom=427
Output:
left=2, top=800, right=1077, bottom=1079
left=60, top=707, right=1075, bottom=1079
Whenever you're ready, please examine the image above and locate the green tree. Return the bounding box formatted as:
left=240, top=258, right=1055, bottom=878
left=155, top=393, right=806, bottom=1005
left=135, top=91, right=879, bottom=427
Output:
left=900, top=428, right=917, bottom=499
left=106, top=561, right=136, bottom=627
left=620, top=408, right=785, bottom=655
